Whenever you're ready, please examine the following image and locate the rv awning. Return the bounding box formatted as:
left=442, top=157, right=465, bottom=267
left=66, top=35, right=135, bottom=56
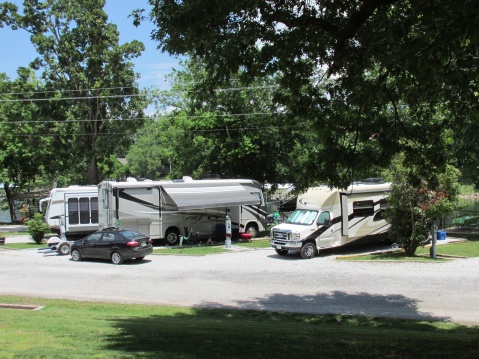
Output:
left=159, top=184, right=262, bottom=210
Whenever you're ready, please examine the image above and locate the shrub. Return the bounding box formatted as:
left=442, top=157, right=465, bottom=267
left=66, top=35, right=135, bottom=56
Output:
left=26, top=213, right=51, bottom=244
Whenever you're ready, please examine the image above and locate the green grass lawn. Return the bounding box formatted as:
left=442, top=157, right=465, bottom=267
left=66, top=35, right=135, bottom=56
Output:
left=339, top=240, right=479, bottom=261
left=0, top=295, right=478, bottom=358
left=153, top=239, right=270, bottom=255
left=1, top=242, right=46, bottom=250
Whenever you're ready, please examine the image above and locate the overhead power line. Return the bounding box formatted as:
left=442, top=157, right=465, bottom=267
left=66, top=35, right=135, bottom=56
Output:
left=0, top=84, right=279, bottom=102
left=2, top=124, right=308, bottom=137
left=0, top=112, right=284, bottom=124
left=0, top=86, right=135, bottom=96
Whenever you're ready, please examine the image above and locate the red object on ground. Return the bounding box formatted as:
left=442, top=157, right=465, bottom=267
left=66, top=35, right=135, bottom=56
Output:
left=240, top=233, right=252, bottom=242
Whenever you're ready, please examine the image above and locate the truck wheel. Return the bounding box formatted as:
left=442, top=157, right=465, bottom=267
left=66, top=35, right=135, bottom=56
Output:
left=245, top=224, right=258, bottom=238
left=300, top=242, right=316, bottom=259
left=164, top=228, right=180, bottom=246
left=58, top=243, right=70, bottom=255
left=275, top=248, right=289, bottom=256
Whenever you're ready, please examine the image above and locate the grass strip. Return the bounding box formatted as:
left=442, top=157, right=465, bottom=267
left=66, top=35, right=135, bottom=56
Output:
left=0, top=295, right=477, bottom=358
left=339, top=240, right=479, bottom=261
left=153, top=239, right=270, bottom=255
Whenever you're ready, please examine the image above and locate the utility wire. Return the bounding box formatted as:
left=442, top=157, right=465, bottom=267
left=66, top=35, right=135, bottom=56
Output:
left=0, top=112, right=285, bottom=124
left=0, top=86, right=135, bottom=96
left=3, top=124, right=308, bottom=137
left=0, top=84, right=279, bottom=102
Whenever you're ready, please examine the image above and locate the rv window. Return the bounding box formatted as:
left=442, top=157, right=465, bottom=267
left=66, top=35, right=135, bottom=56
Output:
left=379, top=199, right=388, bottom=210
left=286, top=210, right=318, bottom=225
left=353, top=200, right=374, bottom=216
left=317, top=211, right=331, bottom=226
left=373, top=199, right=388, bottom=221
left=91, top=198, right=99, bottom=224
left=68, top=198, right=79, bottom=225
left=79, top=198, right=90, bottom=224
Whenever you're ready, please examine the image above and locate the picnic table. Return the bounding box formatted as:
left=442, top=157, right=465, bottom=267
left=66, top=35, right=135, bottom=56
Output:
left=452, top=215, right=479, bottom=229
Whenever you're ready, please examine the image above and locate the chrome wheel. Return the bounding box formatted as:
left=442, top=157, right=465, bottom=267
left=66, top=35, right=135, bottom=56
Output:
left=300, top=243, right=316, bottom=259
left=245, top=225, right=258, bottom=238
left=58, top=243, right=70, bottom=255
left=111, top=252, right=123, bottom=265
left=71, top=249, right=81, bottom=261
left=165, top=229, right=180, bottom=246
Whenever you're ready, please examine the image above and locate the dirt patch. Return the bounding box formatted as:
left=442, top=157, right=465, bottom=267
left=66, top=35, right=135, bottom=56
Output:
left=0, top=304, right=44, bottom=310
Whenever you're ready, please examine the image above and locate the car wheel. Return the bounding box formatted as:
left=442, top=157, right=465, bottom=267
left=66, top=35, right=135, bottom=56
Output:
left=245, top=224, right=258, bottom=238
left=164, top=228, right=180, bottom=246
left=275, top=248, right=289, bottom=256
left=135, top=256, right=145, bottom=261
left=71, top=249, right=82, bottom=261
left=300, top=242, right=316, bottom=259
left=58, top=243, right=70, bottom=255
left=111, top=252, right=123, bottom=265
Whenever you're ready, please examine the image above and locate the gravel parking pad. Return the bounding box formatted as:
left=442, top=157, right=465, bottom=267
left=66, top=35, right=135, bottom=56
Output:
left=1, top=245, right=478, bottom=325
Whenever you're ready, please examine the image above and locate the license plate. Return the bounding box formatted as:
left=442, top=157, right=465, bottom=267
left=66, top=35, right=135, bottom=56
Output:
left=141, top=242, right=146, bottom=247
left=276, top=245, right=282, bottom=249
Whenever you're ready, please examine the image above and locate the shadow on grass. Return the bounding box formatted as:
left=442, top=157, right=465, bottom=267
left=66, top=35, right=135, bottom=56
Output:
left=103, top=291, right=478, bottom=358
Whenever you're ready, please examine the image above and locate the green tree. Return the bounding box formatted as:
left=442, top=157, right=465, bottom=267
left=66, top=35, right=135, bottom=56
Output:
left=382, top=154, right=460, bottom=256
left=135, top=0, right=478, bottom=189
left=0, top=69, right=58, bottom=221
left=128, top=58, right=310, bottom=183
left=1, top=0, right=148, bottom=184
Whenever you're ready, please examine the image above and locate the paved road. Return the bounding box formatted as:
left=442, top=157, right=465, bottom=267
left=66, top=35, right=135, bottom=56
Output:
left=1, top=244, right=478, bottom=326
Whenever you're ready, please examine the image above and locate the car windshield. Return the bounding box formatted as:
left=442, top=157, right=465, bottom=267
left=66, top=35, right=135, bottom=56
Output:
left=286, top=210, right=318, bottom=225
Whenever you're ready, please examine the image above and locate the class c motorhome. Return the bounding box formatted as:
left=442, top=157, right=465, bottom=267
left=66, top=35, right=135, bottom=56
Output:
left=39, top=186, right=99, bottom=238
left=270, top=182, right=391, bottom=259
left=98, top=177, right=267, bottom=245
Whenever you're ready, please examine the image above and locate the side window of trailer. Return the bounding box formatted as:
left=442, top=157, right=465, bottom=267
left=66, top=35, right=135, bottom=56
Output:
left=352, top=200, right=374, bottom=216
left=373, top=199, right=388, bottom=221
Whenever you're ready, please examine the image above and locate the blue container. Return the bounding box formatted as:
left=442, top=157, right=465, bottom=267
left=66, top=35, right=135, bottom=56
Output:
left=436, top=231, right=446, bottom=240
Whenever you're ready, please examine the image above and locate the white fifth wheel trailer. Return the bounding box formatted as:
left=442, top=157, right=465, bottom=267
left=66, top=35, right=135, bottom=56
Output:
left=39, top=186, right=99, bottom=238
left=98, top=177, right=267, bottom=245
left=270, top=182, right=391, bottom=259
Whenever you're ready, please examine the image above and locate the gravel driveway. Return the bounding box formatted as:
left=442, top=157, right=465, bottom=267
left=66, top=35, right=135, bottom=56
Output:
left=1, top=244, right=478, bottom=326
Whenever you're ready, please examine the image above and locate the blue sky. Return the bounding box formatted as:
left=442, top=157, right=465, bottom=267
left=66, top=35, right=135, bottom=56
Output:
left=0, top=0, right=180, bottom=91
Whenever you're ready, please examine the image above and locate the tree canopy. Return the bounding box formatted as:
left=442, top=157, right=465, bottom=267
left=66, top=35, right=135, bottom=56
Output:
left=136, top=0, right=479, bottom=190
left=1, top=0, right=148, bottom=184
left=127, top=58, right=311, bottom=183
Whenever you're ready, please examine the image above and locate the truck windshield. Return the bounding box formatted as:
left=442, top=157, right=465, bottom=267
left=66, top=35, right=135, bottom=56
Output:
left=286, top=210, right=318, bottom=225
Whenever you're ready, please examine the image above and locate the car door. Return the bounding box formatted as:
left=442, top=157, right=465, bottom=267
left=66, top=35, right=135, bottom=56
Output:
left=77, top=232, right=103, bottom=258
left=96, top=232, right=117, bottom=259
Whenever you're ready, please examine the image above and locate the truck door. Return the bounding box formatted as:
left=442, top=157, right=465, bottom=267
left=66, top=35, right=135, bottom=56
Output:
left=316, top=211, right=336, bottom=248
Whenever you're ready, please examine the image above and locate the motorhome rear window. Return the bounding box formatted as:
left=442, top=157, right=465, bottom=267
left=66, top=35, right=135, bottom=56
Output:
left=286, top=210, right=318, bottom=225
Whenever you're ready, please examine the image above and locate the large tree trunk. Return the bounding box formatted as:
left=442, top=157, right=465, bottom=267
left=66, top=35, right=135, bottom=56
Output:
left=86, top=153, right=99, bottom=185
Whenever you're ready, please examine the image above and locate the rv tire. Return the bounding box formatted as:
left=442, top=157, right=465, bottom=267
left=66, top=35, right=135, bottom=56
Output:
left=300, top=242, right=316, bottom=259
left=245, top=223, right=259, bottom=238
left=165, top=228, right=180, bottom=246
left=275, top=248, right=289, bottom=256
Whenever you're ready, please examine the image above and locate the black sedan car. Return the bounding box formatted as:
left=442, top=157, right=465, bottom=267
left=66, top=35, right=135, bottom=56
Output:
left=70, top=228, right=153, bottom=265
